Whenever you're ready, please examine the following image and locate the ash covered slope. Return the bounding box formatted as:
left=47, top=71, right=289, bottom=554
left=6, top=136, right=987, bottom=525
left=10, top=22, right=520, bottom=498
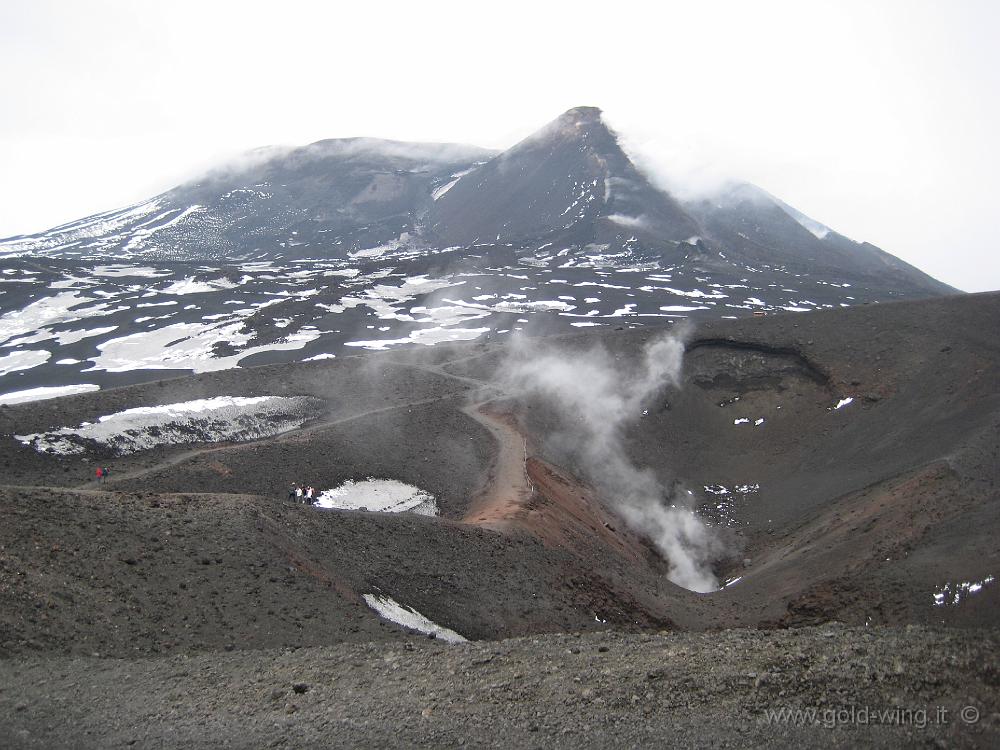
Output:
left=415, top=291, right=1000, bottom=628
left=3, top=628, right=996, bottom=749
left=425, top=106, right=701, bottom=249
left=0, top=292, right=996, bottom=652
left=684, top=182, right=956, bottom=295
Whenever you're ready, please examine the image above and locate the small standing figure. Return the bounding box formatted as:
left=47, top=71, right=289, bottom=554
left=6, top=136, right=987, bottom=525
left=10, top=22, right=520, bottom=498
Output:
left=305, top=486, right=314, bottom=504
left=103, top=466, right=111, bottom=480
left=288, top=483, right=298, bottom=502
left=294, top=484, right=303, bottom=502
left=96, top=466, right=104, bottom=484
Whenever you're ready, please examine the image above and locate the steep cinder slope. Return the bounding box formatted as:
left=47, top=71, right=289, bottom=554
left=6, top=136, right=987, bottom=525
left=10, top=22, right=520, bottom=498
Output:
left=510, top=292, right=999, bottom=627
left=427, top=106, right=702, bottom=252
left=0, top=487, right=684, bottom=658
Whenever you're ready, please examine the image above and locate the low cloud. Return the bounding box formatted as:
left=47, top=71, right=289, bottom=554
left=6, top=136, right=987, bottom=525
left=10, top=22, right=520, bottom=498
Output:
left=615, top=132, right=739, bottom=203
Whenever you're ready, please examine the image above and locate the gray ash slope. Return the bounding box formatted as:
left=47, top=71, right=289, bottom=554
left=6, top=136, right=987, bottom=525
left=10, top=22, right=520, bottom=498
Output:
left=1, top=292, right=997, bottom=653
left=4, top=628, right=997, bottom=749
left=0, top=292, right=997, bottom=748
left=0, top=107, right=957, bottom=396
left=1, top=138, right=496, bottom=262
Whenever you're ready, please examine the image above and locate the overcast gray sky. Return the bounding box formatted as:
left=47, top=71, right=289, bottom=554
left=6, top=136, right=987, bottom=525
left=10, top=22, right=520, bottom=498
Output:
left=1, top=0, right=997, bottom=291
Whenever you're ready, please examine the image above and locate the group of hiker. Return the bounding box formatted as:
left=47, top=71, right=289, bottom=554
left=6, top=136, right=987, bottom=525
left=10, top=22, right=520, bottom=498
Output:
left=288, top=484, right=319, bottom=504
left=95, top=466, right=112, bottom=483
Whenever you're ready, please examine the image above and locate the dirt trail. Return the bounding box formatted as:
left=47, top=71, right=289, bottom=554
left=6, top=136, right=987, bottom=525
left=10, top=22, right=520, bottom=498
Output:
left=460, top=402, right=534, bottom=528
left=383, top=357, right=539, bottom=529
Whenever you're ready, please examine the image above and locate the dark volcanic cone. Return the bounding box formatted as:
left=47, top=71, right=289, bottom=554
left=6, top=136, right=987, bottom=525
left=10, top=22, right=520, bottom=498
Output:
left=426, top=106, right=702, bottom=252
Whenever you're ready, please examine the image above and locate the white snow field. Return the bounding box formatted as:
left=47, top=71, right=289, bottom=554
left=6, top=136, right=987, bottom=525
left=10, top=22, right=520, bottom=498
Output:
left=16, top=395, right=317, bottom=455
left=0, top=349, right=50, bottom=377
left=0, top=383, right=99, bottom=405
left=362, top=594, right=467, bottom=643
left=315, top=478, right=438, bottom=516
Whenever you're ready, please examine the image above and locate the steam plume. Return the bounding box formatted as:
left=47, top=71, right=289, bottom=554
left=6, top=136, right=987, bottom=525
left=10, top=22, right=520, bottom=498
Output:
left=500, top=329, right=720, bottom=592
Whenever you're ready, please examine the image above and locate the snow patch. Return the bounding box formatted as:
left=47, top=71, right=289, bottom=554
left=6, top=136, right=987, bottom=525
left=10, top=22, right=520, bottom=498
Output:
left=17, top=395, right=316, bottom=456
left=362, top=594, right=466, bottom=643
left=0, top=349, right=51, bottom=377
left=316, top=478, right=438, bottom=515
left=161, top=277, right=239, bottom=295
left=933, top=576, right=995, bottom=606
left=0, top=384, right=99, bottom=405
left=0, top=291, right=109, bottom=345
left=92, top=265, right=171, bottom=279
left=432, top=166, right=477, bottom=200
left=87, top=319, right=320, bottom=374
left=52, top=326, right=118, bottom=346
left=660, top=305, right=709, bottom=312
left=344, top=326, right=490, bottom=351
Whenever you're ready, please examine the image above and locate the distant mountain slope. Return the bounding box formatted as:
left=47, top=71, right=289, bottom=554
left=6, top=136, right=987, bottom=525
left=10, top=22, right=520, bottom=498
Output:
left=0, top=105, right=956, bottom=297
left=683, top=182, right=956, bottom=295
left=0, top=106, right=959, bottom=396
left=0, top=139, right=495, bottom=261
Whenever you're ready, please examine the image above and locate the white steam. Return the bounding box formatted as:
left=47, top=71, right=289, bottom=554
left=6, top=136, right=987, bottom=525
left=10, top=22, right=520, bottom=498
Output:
left=612, top=127, right=740, bottom=203
left=500, top=330, right=720, bottom=592
left=607, top=118, right=838, bottom=237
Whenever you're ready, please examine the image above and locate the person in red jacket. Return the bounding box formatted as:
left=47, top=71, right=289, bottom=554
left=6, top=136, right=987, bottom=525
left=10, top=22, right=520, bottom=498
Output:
left=96, top=466, right=104, bottom=483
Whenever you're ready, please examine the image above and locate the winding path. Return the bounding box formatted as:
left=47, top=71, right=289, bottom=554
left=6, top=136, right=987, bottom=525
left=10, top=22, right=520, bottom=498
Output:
left=52, top=352, right=537, bottom=528
left=458, top=402, right=534, bottom=527
left=388, top=357, right=535, bottom=527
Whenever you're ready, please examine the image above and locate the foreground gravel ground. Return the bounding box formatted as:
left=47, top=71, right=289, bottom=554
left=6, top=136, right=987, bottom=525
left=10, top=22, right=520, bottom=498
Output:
left=1, top=625, right=997, bottom=749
